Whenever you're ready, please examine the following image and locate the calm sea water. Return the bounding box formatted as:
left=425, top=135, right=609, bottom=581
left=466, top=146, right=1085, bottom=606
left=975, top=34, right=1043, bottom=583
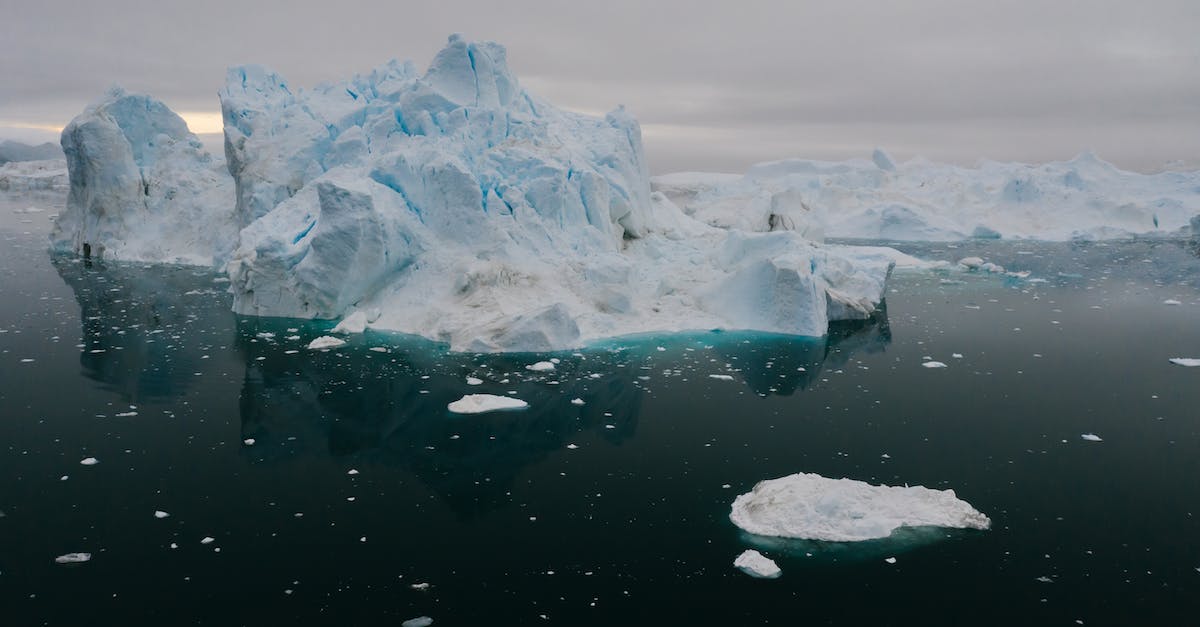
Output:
left=2, top=192, right=1200, bottom=625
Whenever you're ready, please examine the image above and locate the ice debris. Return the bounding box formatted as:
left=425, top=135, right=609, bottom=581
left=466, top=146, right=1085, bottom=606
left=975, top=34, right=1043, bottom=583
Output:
left=729, top=472, right=991, bottom=542
left=447, top=394, right=529, bottom=414
left=55, top=552, right=92, bottom=564
left=1081, top=433, right=1103, bottom=442
left=307, top=336, right=346, bottom=350
left=733, top=549, right=782, bottom=579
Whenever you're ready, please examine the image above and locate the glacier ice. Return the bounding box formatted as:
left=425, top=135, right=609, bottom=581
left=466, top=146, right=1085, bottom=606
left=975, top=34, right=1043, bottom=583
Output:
left=654, top=152, right=1200, bottom=241
left=730, top=472, right=991, bottom=542
left=50, top=36, right=908, bottom=351
left=52, top=88, right=236, bottom=266
left=0, top=159, right=67, bottom=192
left=733, top=549, right=782, bottom=579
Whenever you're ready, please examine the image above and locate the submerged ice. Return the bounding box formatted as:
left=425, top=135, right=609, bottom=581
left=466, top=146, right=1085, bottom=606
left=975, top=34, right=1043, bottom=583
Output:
left=52, top=35, right=896, bottom=351
left=730, top=472, right=991, bottom=542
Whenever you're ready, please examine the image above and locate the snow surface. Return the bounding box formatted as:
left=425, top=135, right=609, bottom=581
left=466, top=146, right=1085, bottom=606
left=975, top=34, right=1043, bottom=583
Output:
left=730, top=472, right=991, bottom=542
left=447, top=393, right=529, bottom=414
left=652, top=151, right=1200, bottom=242
left=53, top=35, right=897, bottom=352
left=52, top=87, right=236, bottom=266
left=733, top=549, right=781, bottom=579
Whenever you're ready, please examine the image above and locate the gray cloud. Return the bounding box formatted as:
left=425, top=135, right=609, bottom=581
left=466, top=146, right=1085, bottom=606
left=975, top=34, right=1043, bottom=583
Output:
left=2, top=0, right=1197, bottom=172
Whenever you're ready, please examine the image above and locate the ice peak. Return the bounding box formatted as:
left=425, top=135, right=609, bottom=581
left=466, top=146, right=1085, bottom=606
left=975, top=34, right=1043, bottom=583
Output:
left=423, top=35, right=519, bottom=109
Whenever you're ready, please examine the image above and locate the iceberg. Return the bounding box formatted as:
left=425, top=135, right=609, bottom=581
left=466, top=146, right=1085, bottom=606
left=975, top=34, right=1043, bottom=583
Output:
left=52, top=36, right=898, bottom=351
left=653, top=152, right=1200, bottom=242
left=52, top=87, right=236, bottom=266
left=447, top=394, right=529, bottom=414
left=729, top=472, right=991, bottom=542
left=0, top=159, right=68, bottom=192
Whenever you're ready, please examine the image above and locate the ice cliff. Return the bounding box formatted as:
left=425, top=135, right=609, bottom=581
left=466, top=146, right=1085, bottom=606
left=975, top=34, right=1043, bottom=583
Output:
left=654, top=150, right=1200, bottom=241
left=51, top=36, right=899, bottom=351
left=52, top=88, right=236, bottom=266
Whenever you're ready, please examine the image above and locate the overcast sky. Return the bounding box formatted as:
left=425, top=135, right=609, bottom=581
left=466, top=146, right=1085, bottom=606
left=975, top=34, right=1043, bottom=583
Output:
left=2, top=0, right=1197, bottom=173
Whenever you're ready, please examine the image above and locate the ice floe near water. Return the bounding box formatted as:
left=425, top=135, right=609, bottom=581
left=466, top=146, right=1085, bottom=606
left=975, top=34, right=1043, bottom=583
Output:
left=447, top=393, right=529, bottom=414
left=733, top=549, right=781, bottom=579
left=653, top=151, right=1200, bottom=242
left=1081, top=433, right=1103, bottom=442
left=307, top=336, right=346, bottom=350
left=1168, top=358, right=1200, bottom=367
left=52, top=35, right=896, bottom=352
left=55, top=552, right=91, bottom=564
left=730, top=472, right=991, bottom=542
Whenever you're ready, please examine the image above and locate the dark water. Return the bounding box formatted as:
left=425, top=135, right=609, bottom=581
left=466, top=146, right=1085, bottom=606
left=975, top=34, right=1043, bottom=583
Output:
left=3, top=194, right=1200, bottom=626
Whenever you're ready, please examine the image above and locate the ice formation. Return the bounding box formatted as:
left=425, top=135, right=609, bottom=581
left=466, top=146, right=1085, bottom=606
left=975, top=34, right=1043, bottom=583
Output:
left=52, top=87, right=236, bottom=266
left=730, top=472, right=991, bottom=542
left=447, top=394, right=529, bottom=414
left=49, top=36, right=896, bottom=351
left=54, top=552, right=92, bottom=564
left=733, top=549, right=782, bottom=579
left=1169, top=358, right=1200, bottom=367
left=653, top=151, right=1200, bottom=241
left=0, top=159, right=67, bottom=192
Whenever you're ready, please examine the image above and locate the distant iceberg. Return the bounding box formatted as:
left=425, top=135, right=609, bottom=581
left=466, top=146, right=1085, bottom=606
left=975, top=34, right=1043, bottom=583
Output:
left=730, top=472, right=990, bottom=542
left=653, top=150, right=1200, bottom=242
left=51, top=35, right=897, bottom=352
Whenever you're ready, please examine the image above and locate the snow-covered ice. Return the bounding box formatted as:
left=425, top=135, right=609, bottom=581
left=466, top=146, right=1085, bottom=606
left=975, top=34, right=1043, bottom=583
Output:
left=79, top=457, right=99, bottom=466
left=1081, top=433, right=1103, bottom=442
left=54, top=552, right=92, bottom=564
left=922, top=361, right=948, bottom=368
left=447, top=393, right=529, bottom=414
left=733, top=549, right=782, bottom=579
left=653, top=151, right=1200, bottom=242
left=729, top=472, right=991, bottom=542
left=1168, top=358, right=1200, bottom=367
left=525, top=361, right=555, bottom=372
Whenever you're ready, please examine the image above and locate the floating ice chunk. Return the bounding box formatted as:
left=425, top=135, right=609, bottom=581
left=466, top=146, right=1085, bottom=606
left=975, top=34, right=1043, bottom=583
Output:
left=307, top=336, right=346, bottom=350
left=447, top=394, right=529, bottom=414
left=922, top=361, right=948, bottom=369
left=884, top=557, right=897, bottom=564
left=566, top=444, right=579, bottom=450
left=1081, top=433, right=1103, bottom=442
left=466, top=377, right=483, bottom=386
left=80, top=457, right=99, bottom=466
left=1168, top=358, right=1200, bottom=367
left=55, top=552, right=92, bottom=564
left=154, top=510, right=170, bottom=519
left=958, top=257, right=984, bottom=269
left=709, top=374, right=735, bottom=381
left=951, top=353, right=964, bottom=359
left=733, top=549, right=781, bottom=579
left=1163, top=299, right=1182, bottom=306
left=401, top=618, right=433, bottom=627
left=332, top=311, right=369, bottom=334
left=729, top=472, right=991, bottom=542
left=201, top=536, right=215, bottom=544
left=570, top=398, right=585, bottom=406
left=525, top=361, right=555, bottom=372
left=347, top=469, right=359, bottom=475
left=243, top=438, right=256, bottom=446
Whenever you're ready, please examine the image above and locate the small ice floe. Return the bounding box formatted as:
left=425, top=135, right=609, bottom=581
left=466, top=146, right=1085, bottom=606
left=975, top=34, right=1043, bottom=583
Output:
left=79, top=457, right=99, bottom=466
left=368, top=346, right=388, bottom=353
left=447, top=394, right=529, bottom=414
left=733, top=549, right=781, bottom=579
left=885, top=557, right=897, bottom=564
left=951, top=353, right=964, bottom=359
left=201, top=536, right=215, bottom=545
left=1168, top=358, right=1200, bottom=367
left=307, top=336, right=346, bottom=350
left=401, top=617, right=433, bottom=627
left=243, top=438, right=256, bottom=446
left=466, top=377, right=483, bottom=386
left=55, top=552, right=91, bottom=564
left=922, top=361, right=948, bottom=369
left=1035, top=576, right=1054, bottom=583
left=1081, top=433, right=1103, bottom=442
left=708, top=374, right=734, bottom=381
left=570, top=398, right=585, bottom=406
left=331, top=311, right=368, bottom=334
left=730, top=472, right=990, bottom=541
left=525, top=361, right=555, bottom=372
left=566, top=444, right=579, bottom=450
left=1163, top=299, right=1182, bottom=306
left=347, top=469, right=359, bottom=475
left=410, top=582, right=431, bottom=591
left=154, top=510, right=170, bottom=519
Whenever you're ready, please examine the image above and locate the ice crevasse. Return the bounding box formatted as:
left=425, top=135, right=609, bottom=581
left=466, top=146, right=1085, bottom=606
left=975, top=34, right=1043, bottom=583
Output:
left=51, top=34, right=900, bottom=352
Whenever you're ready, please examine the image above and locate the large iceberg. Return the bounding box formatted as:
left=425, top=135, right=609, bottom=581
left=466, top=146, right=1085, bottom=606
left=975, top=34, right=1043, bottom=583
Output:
left=52, top=88, right=236, bottom=266
left=730, top=472, right=991, bottom=542
left=51, top=36, right=898, bottom=351
left=655, top=150, right=1200, bottom=241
